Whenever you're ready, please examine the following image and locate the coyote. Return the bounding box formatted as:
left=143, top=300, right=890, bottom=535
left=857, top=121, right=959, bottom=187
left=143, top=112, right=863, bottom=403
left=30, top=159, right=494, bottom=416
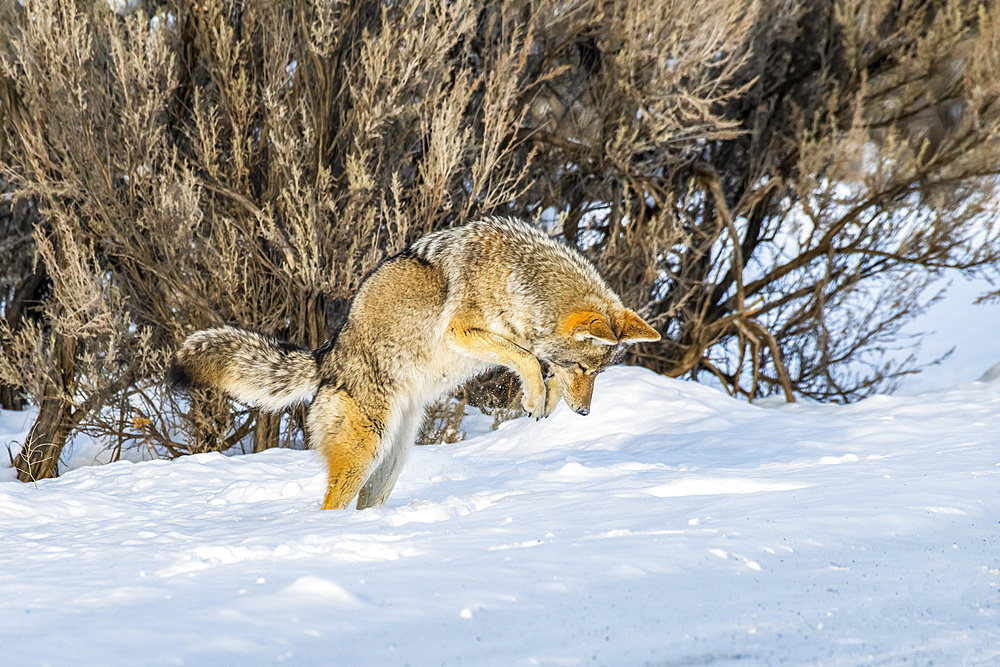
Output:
left=171, top=217, right=660, bottom=509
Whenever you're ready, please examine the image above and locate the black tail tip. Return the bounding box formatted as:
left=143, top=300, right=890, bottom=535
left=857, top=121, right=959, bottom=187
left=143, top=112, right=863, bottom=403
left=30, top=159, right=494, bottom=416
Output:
left=166, top=356, right=193, bottom=393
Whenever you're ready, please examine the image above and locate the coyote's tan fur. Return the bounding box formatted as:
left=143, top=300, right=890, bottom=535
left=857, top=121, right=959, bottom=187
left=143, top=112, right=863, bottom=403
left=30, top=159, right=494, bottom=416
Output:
left=171, top=217, right=660, bottom=509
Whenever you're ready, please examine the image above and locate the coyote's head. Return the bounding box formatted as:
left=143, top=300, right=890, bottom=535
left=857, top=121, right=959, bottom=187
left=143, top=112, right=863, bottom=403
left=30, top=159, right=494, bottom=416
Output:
left=541, top=309, right=660, bottom=416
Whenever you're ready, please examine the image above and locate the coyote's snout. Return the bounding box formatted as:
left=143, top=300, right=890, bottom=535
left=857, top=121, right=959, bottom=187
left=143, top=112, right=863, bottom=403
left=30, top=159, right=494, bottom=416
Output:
left=171, top=217, right=659, bottom=509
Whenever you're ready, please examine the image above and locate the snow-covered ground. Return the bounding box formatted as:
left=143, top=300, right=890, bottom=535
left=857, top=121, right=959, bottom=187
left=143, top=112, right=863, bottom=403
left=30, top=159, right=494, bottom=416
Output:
left=896, top=275, right=1000, bottom=394
left=2, top=362, right=999, bottom=665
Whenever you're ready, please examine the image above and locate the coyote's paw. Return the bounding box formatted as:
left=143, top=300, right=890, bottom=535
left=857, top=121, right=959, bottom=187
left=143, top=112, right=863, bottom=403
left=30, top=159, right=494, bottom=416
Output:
left=542, top=374, right=562, bottom=417
left=521, top=387, right=545, bottom=419
left=520, top=373, right=548, bottom=419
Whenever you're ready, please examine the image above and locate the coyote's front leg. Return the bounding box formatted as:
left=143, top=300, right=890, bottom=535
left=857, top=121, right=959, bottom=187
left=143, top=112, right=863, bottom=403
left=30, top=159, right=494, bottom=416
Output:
left=543, top=372, right=563, bottom=416
left=447, top=317, right=549, bottom=418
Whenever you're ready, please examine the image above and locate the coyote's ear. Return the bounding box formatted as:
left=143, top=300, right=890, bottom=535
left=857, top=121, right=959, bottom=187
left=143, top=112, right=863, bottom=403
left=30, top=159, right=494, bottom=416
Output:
left=561, top=311, right=618, bottom=346
left=615, top=309, right=661, bottom=345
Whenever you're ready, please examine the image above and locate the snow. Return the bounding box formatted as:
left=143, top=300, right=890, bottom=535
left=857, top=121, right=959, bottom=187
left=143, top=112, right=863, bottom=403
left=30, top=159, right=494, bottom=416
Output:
left=2, top=364, right=999, bottom=665
left=895, top=274, right=1000, bottom=394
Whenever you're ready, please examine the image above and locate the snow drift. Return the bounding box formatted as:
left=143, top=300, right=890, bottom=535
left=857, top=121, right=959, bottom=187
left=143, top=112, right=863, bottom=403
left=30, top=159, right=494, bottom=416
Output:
left=1, top=366, right=998, bottom=665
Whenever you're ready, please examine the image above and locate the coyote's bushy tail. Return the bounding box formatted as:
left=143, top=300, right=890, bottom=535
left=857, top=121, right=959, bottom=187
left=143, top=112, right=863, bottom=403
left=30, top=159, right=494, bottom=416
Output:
left=169, top=326, right=320, bottom=411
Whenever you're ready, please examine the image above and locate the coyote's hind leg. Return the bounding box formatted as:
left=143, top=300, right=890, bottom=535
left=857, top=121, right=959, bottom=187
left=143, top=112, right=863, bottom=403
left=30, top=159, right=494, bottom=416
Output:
left=310, top=390, right=386, bottom=510
left=356, top=444, right=406, bottom=510
left=356, top=401, right=424, bottom=509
